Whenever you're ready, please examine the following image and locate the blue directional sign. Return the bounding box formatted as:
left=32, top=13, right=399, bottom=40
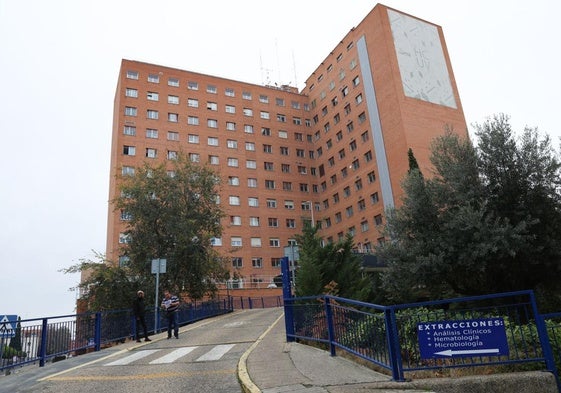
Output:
left=417, top=318, right=509, bottom=359
left=0, top=315, right=18, bottom=338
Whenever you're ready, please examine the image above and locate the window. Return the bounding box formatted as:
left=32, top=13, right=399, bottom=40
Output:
left=243, top=91, right=252, bottom=100
left=226, top=121, right=236, bottom=130
left=282, top=182, right=292, bottom=191
left=261, top=127, right=271, bottom=136
left=207, top=85, right=217, bottom=94
left=146, top=128, right=158, bottom=138
left=209, top=155, right=219, bottom=165
left=167, top=131, right=179, bottom=141
left=125, top=107, right=137, bottom=116
left=335, top=212, right=342, bottom=223
left=343, top=186, right=351, bottom=197
left=147, top=92, right=159, bottom=101
left=341, top=167, right=348, bottom=178
left=293, top=117, right=302, bottom=125
left=361, top=220, right=369, bottom=232
left=352, top=76, right=360, bottom=87
left=227, top=139, right=238, bottom=149
left=168, top=113, right=178, bottom=122
left=355, top=179, right=363, bottom=191
left=228, top=176, right=240, bottom=186
left=336, top=131, right=343, bottom=141
left=207, top=102, right=217, bottom=111
left=229, top=195, right=240, bottom=205
left=251, top=239, right=262, bottom=248
left=346, top=205, right=354, bottom=217
left=244, top=124, right=254, bottom=134
left=123, top=145, right=135, bottom=156
left=278, top=130, right=288, bottom=139
left=269, top=238, right=280, bottom=247
left=259, top=95, right=269, bottom=103
left=210, top=237, right=222, bottom=246
left=276, top=114, right=286, bottom=122
left=294, top=133, right=303, bottom=141
left=225, top=88, right=235, bottom=97
left=275, top=97, right=285, bottom=106
left=281, top=164, right=290, bottom=173
left=187, top=116, right=199, bottom=125
left=146, top=148, right=157, bottom=158
left=248, top=197, right=259, bottom=207
left=122, top=166, right=135, bottom=176
left=147, top=110, right=158, bottom=119
left=350, top=140, right=357, bottom=151
left=167, top=150, right=178, bottom=160
left=231, top=237, right=242, bottom=247
left=286, top=219, right=296, bottom=228
left=330, top=174, right=337, bottom=184
left=361, top=130, right=369, bottom=142
left=119, top=233, right=131, bottom=244
left=246, top=160, right=257, bottom=169
left=351, top=159, right=360, bottom=170
left=328, top=157, right=335, bottom=167
left=126, top=70, right=138, bottom=80
left=245, top=142, right=255, bottom=151
left=124, top=125, right=136, bottom=136
left=263, top=144, right=272, bottom=153
left=370, top=192, right=379, bottom=204
left=168, top=95, right=179, bottom=105
left=260, top=111, right=270, bottom=120
left=243, top=108, right=253, bottom=116
left=296, top=149, right=305, bottom=158
left=374, top=214, right=383, bottom=226
left=264, top=162, right=274, bottom=171
left=247, top=178, right=257, bottom=188
left=364, top=150, right=373, bottom=162
left=268, top=218, right=279, bottom=227
left=367, top=171, right=376, bottom=183
left=188, top=81, right=199, bottom=90
left=188, top=98, right=199, bottom=108
left=208, top=136, right=219, bottom=146
left=168, top=77, right=179, bottom=87
left=225, top=105, right=235, bottom=114
left=207, top=119, right=218, bottom=128
left=266, top=199, right=277, bottom=208
left=148, top=74, right=159, bottom=83
left=227, top=158, right=238, bottom=167
left=265, top=180, right=275, bottom=189
left=358, top=199, right=366, bottom=211
left=280, top=146, right=289, bottom=155
left=271, top=258, right=281, bottom=268
left=355, top=93, right=363, bottom=105
left=344, top=104, right=352, bottom=115
left=125, top=88, right=138, bottom=98
left=299, top=183, right=309, bottom=192
left=284, top=200, right=294, bottom=209
left=347, top=121, right=354, bottom=133
left=358, top=112, right=367, bottom=124
left=188, top=134, right=199, bottom=144
left=252, top=257, right=263, bottom=267
left=230, top=216, right=242, bottom=226
left=249, top=217, right=260, bottom=227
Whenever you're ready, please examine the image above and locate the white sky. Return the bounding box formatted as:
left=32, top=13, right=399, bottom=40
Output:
left=1, top=0, right=559, bottom=319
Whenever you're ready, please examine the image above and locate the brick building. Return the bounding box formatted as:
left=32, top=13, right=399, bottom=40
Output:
left=105, top=4, right=467, bottom=289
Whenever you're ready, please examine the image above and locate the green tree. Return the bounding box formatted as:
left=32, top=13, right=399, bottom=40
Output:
left=378, top=116, right=561, bottom=308
left=295, top=225, right=374, bottom=301
left=61, top=252, right=143, bottom=311
left=9, top=318, right=22, bottom=352
left=114, top=154, right=227, bottom=299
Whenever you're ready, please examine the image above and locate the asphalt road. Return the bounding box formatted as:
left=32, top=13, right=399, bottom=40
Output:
left=0, top=308, right=283, bottom=393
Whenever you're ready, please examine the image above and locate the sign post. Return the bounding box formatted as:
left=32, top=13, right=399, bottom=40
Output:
left=0, top=315, right=17, bottom=339
left=151, top=259, right=166, bottom=333
left=417, top=318, right=509, bottom=359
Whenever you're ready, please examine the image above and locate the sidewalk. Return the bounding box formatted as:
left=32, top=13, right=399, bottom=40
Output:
left=237, top=311, right=557, bottom=393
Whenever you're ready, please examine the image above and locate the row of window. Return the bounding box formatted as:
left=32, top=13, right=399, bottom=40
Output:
left=126, top=70, right=307, bottom=110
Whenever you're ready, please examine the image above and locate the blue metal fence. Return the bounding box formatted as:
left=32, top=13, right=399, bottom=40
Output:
left=283, top=290, right=561, bottom=391
left=0, top=297, right=233, bottom=372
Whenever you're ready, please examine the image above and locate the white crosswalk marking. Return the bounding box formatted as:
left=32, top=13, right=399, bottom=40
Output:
left=196, top=344, right=235, bottom=362
left=149, top=346, right=198, bottom=364
left=105, top=349, right=160, bottom=366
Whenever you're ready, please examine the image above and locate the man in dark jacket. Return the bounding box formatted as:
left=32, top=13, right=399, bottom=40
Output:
left=133, top=290, right=151, bottom=342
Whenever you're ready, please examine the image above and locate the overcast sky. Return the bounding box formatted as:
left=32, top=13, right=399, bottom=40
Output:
left=1, top=0, right=559, bottom=319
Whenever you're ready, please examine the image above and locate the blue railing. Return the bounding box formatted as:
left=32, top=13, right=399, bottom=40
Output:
left=283, top=290, right=561, bottom=391
left=0, top=297, right=234, bottom=372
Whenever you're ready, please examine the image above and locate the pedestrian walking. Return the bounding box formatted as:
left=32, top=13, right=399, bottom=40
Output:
left=161, top=289, right=180, bottom=339
left=133, top=290, right=151, bottom=342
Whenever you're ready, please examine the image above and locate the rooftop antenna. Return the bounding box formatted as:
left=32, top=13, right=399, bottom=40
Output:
left=275, top=38, right=282, bottom=86
left=259, top=51, right=272, bottom=86
left=292, top=49, right=298, bottom=89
